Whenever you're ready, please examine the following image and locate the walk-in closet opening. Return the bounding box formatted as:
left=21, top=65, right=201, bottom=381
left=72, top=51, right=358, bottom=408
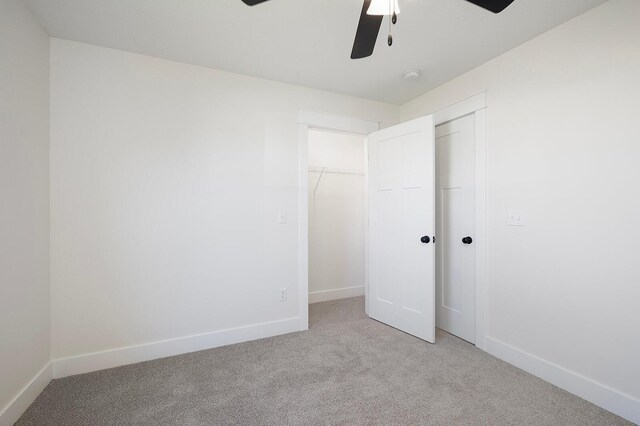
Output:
left=307, top=129, right=366, bottom=311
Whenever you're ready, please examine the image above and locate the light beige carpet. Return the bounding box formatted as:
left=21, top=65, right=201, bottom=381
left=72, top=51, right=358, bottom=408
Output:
left=17, top=297, right=630, bottom=425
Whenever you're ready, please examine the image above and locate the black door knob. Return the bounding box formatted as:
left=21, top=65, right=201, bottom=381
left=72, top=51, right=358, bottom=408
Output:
left=421, top=236, right=431, bottom=244
left=462, top=236, right=473, bottom=244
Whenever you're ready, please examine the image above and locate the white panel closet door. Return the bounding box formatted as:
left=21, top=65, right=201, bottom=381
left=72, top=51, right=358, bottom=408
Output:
left=367, top=116, right=436, bottom=343
left=435, top=114, right=476, bottom=344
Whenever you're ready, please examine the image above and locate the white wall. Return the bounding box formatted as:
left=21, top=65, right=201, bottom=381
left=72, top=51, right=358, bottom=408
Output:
left=308, top=131, right=365, bottom=303
left=50, top=39, right=399, bottom=365
left=402, top=0, right=640, bottom=420
left=0, top=0, right=51, bottom=422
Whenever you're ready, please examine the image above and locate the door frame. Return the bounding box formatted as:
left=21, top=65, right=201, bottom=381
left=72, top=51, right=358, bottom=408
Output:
left=433, top=92, right=487, bottom=350
left=297, top=110, right=380, bottom=331
left=296, top=97, right=487, bottom=348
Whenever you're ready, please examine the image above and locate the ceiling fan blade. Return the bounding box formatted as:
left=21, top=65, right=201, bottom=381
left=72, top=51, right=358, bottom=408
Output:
left=465, top=0, right=515, bottom=13
left=351, top=0, right=383, bottom=59
left=241, top=0, right=270, bottom=5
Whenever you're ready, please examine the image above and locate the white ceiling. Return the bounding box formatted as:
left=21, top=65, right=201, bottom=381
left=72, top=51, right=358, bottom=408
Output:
left=25, top=0, right=607, bottom=104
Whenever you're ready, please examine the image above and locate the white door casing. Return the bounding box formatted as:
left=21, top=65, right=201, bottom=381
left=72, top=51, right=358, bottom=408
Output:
left=298, top=110, right=380, bottom=330
left=436, top=114, right=476, bottom=343
left=367, top=115, right=436, bottom=343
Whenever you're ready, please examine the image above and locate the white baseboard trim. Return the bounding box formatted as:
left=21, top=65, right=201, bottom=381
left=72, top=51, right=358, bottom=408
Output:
left=0, top=362, right=52, bottom=426
left=485, top=336, right=640, bottom=424
left=309, top=285, right=365, bottom=304
left=52, top=317, right=300, bottom=379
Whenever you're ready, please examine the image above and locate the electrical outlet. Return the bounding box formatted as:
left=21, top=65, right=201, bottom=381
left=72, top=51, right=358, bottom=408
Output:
left=508, top=209, right=526, bottom=226
left=280, top=288, right=287, bottom=302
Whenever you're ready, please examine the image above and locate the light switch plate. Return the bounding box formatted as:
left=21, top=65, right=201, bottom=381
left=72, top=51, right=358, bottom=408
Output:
left=278, top=211, right=287, bottom=224
left=508, top=209, right=526, bottom=226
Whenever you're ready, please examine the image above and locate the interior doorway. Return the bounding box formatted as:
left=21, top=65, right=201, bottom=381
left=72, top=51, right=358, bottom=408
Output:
left=297, top=100, right=486, bottom=346
left=307, top=130, right=367, bottom=305
left=297, top=110, right=380, bottom=331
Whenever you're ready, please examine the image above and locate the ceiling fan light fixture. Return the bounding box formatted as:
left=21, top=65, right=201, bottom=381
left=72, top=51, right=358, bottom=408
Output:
left=367, top=0, right=400, bottom=16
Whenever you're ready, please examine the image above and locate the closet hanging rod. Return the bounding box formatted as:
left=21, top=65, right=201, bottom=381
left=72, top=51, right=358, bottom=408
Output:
left=308, top=166, right=364, bottom=176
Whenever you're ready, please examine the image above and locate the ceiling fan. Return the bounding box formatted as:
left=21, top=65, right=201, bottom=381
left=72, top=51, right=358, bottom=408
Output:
left=240, top=0, right=515, bottom=59
left=242, top=0, right=514, bottom=59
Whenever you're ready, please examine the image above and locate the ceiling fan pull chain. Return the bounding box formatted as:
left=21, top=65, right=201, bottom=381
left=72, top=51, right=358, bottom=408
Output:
left=387, top=0, right=397, bottom=46
left=387, top=0, right=393, bottom=46
left=392, top=0, right=397, bottom=25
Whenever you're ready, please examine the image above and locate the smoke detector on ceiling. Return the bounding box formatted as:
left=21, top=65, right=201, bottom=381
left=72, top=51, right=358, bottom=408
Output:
left=403, top=70, right=421, bottom=81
